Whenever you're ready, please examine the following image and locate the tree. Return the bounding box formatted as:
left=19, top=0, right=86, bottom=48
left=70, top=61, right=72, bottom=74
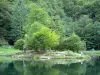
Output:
left=25, top=26, right=59, bottom=50
left=61, top=33, right=85, bottom=52
left=37, top=0, right=65, bottom=35
left=86, top=21, right=100, bottom=50
left=25, top=22, right=43, bottom=36
left=75, top=15, right=93, bottom=40
left=78, top=0, right=100, bottom=22
left=0, top=1, right=11, bottom=41
left=10, top=0, right=27, bottom=43
left=24, top=22, right=44, bottom=49
left=74, top=15, right=100, bottom=50
left=63, top=16, right=75, bottom=36
left=62, top=0, right=81, bottom=19
left=24, top=2, right=51, bottom=33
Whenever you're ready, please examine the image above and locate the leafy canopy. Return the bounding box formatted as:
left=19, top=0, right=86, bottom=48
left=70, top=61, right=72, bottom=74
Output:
left=25, top=26, right=59, bottom=50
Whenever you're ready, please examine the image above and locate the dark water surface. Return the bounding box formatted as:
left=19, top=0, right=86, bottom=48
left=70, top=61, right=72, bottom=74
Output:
left=0, top=58, right=100, bottom=75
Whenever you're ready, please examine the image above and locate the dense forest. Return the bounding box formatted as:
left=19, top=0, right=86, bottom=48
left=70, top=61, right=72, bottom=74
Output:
left=0, top=0, right=100, bottom=51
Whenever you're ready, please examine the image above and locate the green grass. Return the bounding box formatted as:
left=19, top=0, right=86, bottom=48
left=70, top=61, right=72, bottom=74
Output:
left=82, top=50, right=100, bottom=56
left=0, top=47, right=20, bottom=53
left=0, top=48, right=92, bottom=61
left=0, top=47, right=21, bottom=56
left=0, top=47, right=21, bottom=62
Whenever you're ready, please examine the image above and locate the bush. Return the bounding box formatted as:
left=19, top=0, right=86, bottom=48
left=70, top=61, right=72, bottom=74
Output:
left=14, top=39, right=24, bottom=50
left=25, top=27, right=59, bottom=51
left=56, top=33, right=86, bottom=52
left=0, top=38, right=8, bottom=46
left=24, top=22, right=44, bottom=50
left=66, top=33, right=86, bottom=52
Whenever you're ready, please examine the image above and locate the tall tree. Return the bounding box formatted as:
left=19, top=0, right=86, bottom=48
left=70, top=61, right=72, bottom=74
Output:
left=0, top=0, right=11, bottom=40
left=11, top=0, right=27, bottom=42
left=78, top=0, right=100, bottom=22
left=24, top=2, right=51, bottom=33
left=37, top=0, right=65, bottom=35
left=86, top=21, right=100, bottom=50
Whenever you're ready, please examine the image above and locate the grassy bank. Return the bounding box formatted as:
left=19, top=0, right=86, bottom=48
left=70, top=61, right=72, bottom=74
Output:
left=37, top=51, right=91, bottom=60
left=0, top=47, right=21, bottom=62
left=0, top=47, right=91, bottom=61
left=0, top=47, right=21, bottom=56
left=82, top=50, right=100, bottom=56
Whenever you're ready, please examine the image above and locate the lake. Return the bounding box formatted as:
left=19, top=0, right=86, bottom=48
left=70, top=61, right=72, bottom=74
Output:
left=0, top=57, right=100, bottom=75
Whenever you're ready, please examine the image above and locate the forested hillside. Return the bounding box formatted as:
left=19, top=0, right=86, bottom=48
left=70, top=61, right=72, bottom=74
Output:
left=0, top=0, right=100, bottom=50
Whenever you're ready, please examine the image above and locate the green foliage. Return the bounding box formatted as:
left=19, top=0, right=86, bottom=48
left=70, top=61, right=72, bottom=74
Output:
left=75, top=15, right=93, bottom=39
left=14, top=39, right=24, bottom=50
left=62, top=0, right=78, bottom=18
left=86, top=21, right=100, bottom=49
left=24, top=22, right=44, bottom=49
left=37, top=0, right=65, bottom=35
left=24, top=2, right=51, bottom=32
left=78, top=0, right=100, bottom=21
left=57, top=34, right=85, bottom=52
left=74, top=15, right=100, bottom=50
left=33, top=55, right=39, bottom=60
left=1, top=0, right=100, bottom=51
left=0, top=1, right=11, bottom=40
left=0, top=38, right=8, bottom=46
left=63, top=17, right=75, bottom=36
left=66, top=34, right=85, bottom=52
left=25, top=26, right=59, bottom=50
left=11, top=0, right=27, bottom=42
left=26, top=22, right=43, bottom=36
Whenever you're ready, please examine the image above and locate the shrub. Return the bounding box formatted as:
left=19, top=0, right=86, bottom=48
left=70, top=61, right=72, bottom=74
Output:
left=25, top=27, right=59, bottom=51
left=65, top=33, right=86, bottom=52
left=56, top=33, right=86, bottom=52
left=14, top=39, right=24, bottom=50
left=0, top=38, right=8, bottom=46
left=24, top=22, right=44, bottom=50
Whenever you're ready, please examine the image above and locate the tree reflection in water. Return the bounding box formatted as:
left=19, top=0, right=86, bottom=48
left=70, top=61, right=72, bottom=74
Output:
left=0, top=58, right=100, bottom=75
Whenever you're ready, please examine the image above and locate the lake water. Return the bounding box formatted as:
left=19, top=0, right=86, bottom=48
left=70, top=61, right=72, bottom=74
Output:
left=0, top=58, right=100, bottom=75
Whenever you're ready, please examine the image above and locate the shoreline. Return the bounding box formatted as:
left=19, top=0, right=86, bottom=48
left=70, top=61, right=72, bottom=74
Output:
left=0, top=50, right=91, bottom=61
